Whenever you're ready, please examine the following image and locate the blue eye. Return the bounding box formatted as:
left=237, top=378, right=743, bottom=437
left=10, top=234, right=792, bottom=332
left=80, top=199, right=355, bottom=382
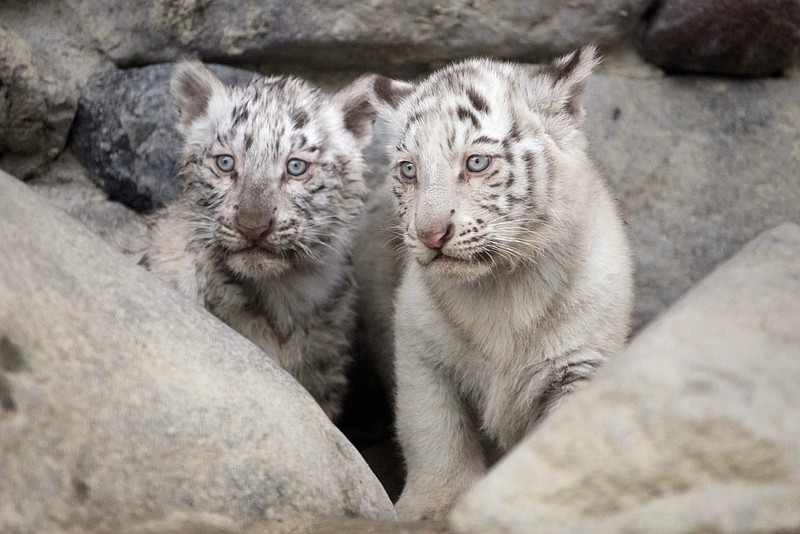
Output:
left=399, top=161, right=417, bottom=181
left=215, top=154, right=235, bottom=173
left=466, top=154, right=491, bottom=173
left=286, top=158, right=309, bottom=177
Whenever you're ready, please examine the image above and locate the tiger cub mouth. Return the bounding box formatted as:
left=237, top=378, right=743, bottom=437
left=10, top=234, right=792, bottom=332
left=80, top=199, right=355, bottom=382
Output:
left=235, top=243, right=276, bottom=255
left=429, top=250, right=493, bottom=264
left=421, top=250, right=497, bottom=282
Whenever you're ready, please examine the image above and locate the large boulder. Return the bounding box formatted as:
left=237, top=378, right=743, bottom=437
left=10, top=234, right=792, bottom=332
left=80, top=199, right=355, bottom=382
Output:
left=642, top=0, right=800, bottom=76
left=0, top=170, right=394, bottom=532
left=451, top=223, right=800, bottom=533
left=62, top=0, right=651, bottom=70
left=583, top=71, right=800, bottom=330
left=69, top=64, right=258, bottom=211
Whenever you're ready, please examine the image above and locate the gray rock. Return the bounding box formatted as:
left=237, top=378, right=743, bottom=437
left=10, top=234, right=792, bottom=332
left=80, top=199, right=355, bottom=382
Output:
left=247, top=515, right=450, bottom=534
left=86, top=512, right=450, bottom=534
left=642, top=0, right=800, bottom=76
left=0, top=1, right=113, bottom=92
left=27, top=152, right=150, bottom=257
left=0, top=170, right=394, bottom=533
left=0, top=0, right=116, bottom=178
left=69, top=64, right=258, bottom=211
left=451, top=223, right=800, bottom=534
left=0, top=24, right=76, bottom=178
left=582, top=71, right=800, bottom=330
left=64, top=0, right=651, bottom=71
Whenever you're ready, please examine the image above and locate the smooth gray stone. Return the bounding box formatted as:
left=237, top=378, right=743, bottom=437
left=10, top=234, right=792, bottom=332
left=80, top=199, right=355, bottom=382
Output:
left=583, top=72, right=800, bottom=329
left=0, top=170, right=394, bottom=533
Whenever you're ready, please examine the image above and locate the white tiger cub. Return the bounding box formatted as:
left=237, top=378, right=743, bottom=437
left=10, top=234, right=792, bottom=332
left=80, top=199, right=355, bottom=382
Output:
left=141, top=61, right=380, bottom=420
left=368, top=46, right=634, bottom=518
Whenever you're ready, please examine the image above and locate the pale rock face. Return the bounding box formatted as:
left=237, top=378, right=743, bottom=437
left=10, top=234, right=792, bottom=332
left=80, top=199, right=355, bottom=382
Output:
left=0, top=170, right=395, bottom=533
left=451, top=223, right=800, bottom=534
left=583, top=71, right=800, bottom=331
left=60, top=0, right=651, bottom=69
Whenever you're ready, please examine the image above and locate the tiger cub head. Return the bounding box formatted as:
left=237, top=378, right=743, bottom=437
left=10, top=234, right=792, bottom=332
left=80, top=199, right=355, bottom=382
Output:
left=370, top=46, right=600, bottom=282
left=171, top=61, right=379, bottom=279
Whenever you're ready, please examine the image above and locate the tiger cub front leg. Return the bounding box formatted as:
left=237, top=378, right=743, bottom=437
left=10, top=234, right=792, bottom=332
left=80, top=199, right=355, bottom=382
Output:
left=393, top=330, right=486, bottom=520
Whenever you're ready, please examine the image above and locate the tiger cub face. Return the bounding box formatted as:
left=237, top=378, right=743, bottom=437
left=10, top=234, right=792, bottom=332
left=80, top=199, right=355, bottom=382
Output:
left=371, top=47, right=599, bottom=283
left=171, top=61, right=377, bottom=279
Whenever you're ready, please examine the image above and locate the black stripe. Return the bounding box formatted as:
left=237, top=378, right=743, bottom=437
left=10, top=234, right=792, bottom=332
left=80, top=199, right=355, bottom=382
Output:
left=555, top=49, right=582, bottom=82
left=292, top=109, right=309, bottom=129
left=560, top=358, right=604, bottom=388
left=374, top=76, right=404, bottom=106
left=456, top=105, right=480, bottom=129
left=474, top=135, right=501, bottom=145
left=524, top=150, right=537, bottom=203
left=309, top=183, right=326, bottom=194
left=523, top=150, right=536, bottom=176
left=479, top=202, right=502, bottom=214
left=466, top=88, right=489, bottom=114
left=292, top=133, right=306, bottom=149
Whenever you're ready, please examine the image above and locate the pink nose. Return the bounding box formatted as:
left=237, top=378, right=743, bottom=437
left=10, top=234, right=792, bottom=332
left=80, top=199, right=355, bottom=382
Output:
left=237, top=221, right=271, bottom=242
left=417, top=224, right=454, bottom=250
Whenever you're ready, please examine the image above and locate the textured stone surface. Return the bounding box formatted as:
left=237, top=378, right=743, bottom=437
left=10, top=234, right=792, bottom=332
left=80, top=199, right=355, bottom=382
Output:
left=642, top=0, right=800, bottom=76
left=0, top=170, right=394, bottom=533
left=0, top=1, right=112, bottom=91
left=69, top=64, right=258, bottom=211
left=63, top=0, right=651, bottom=71
left=0, top=24, right=76, bottom=177
left=451, top=223, right=800, bottom=533
left=253, top=516, right=449, bottom=534
left=27, top=152, right=149, bottom=257
left=115, top=513, right=449, bottom=534
left=583, top=72, right=800, bottom=330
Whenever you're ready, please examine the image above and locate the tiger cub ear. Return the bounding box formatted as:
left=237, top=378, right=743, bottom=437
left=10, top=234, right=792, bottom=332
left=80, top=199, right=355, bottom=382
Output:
left=366, top=75, right=416, bottom=121
left=330, top=75, right=380, bottom=149
left=331, top=74, right=416, bottom=149
left=170, top=60, right=227, bottom=131
left=530, top=45, right=599, bottom=120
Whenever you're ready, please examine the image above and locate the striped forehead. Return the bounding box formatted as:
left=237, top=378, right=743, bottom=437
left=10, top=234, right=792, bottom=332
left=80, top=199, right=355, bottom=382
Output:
left=213, top=77, right=327, bottom=156
left=398, top=64, right=513, bottom=153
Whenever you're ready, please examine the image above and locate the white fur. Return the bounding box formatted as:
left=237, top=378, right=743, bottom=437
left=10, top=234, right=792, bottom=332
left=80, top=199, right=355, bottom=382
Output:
left=143, top=62, right=379, bottom=420
left=367, top=47, right=634, bottom=518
